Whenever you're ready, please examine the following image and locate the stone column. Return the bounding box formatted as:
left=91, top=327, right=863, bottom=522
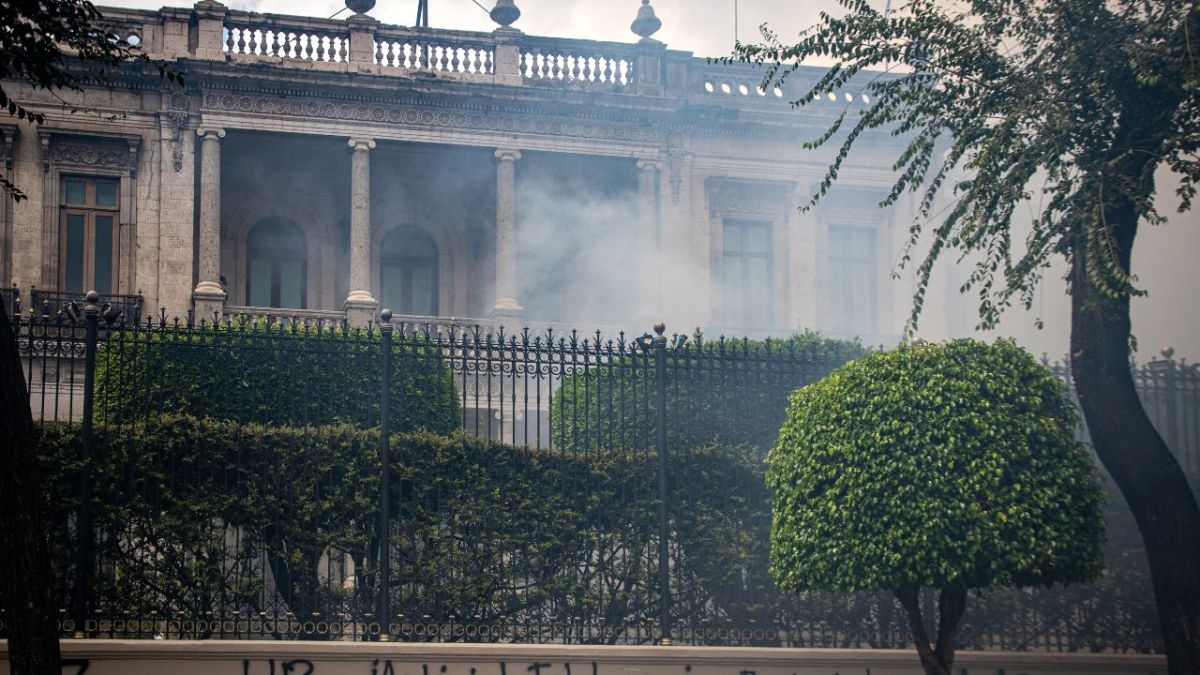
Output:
left=635, top=159, right=662, bottom=323
left=192, top=126, right=225, bottom=321
left=344, top=137, right=378, bottom=327
left=491, top=148, right=523, bottom=321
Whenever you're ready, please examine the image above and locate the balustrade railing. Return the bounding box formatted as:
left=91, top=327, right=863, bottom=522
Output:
left=520, top=37, right=637, bottom=89
left=223, top=304, right=349, bottom=329
left=223, top=14, right=351, bottom=63
left=375, top=28, right=495, bottom=78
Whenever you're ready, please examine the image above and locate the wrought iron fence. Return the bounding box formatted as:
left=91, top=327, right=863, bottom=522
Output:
left=3, top=294, right=1191, bottom=652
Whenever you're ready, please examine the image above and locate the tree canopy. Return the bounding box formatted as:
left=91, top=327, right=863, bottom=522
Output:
left=732, top=2, right=1200, bottom=671
left=730, top=0, right=1197, bottom=330
left=768, top=338, right=1104, bottom=674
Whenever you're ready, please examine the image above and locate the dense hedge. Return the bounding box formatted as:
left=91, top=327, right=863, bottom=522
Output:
left=93, top=321, right=458, bottom=434
left=551, top=331, right=865, bottom=452
left=35, top=415, right=770, bottom=640
left=32, top=414, right=1157, bottom=649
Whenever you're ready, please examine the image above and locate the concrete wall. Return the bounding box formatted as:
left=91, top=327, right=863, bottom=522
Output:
left=0, top=641, right=1166, bottom=675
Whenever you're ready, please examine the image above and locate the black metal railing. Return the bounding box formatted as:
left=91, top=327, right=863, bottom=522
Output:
left=0, top=284, right=19, bottom=318
left=4, top=296, right=1190, bottom=652
left=29, top=288, right=144, bottom=326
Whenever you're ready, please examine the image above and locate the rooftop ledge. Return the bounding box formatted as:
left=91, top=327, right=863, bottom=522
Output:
left=91, top=1, right=879, bottom=112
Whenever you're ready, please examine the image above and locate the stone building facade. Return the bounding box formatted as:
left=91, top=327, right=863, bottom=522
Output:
left=0, top=0, right=921, bottom=343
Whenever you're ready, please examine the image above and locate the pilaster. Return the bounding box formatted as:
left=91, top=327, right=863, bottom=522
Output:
left=635, top=158, right=662, bottom=324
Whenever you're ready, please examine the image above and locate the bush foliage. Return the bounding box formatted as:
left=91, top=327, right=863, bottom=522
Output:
left=30, top=408, right=1154, bottom=649
left=93, top=321, right=457, bottom=434
left=768, top=339, right=1105, bottom=594
left=551, top=331, right=865, bottom=452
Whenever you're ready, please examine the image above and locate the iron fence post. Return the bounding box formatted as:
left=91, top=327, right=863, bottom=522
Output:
left=72, top=290, right=101, bottom=638
left=378, top=309, right=393, bottom=642
left=653, top=322, right=671, bottom=645
left=1163, top=347, right=1180, bottom=452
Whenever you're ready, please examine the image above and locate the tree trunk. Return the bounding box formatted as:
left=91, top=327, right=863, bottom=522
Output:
left=0, top=303, right=62, bottom=673
left=1070, top=199, right=1200, bottom=675
left=896, top=584, right=966, bottom=675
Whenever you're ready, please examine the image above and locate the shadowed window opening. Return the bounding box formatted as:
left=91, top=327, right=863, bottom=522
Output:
left=380, top=226, right=438, bottom=316
left=246, top=217, right=307, bottom=309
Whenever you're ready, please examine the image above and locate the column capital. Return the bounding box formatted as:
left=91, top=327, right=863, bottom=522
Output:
left=348, top=137, right=377, bottom=152
left=197, top=127, right=225, bottom=141
left=636, top=158, right=663, bottom=172
left=494, top=148, right=522, bottom=163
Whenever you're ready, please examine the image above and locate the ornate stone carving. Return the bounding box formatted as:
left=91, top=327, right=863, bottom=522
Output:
left=41, top=133, right=141, bottom=176
left=706, top=179, right=793, bottom=215
left=201, top=92, right=660, bottom=144
left=165, top=91, right=191, bottom=173
left=166, top=112, right=190, bottom=172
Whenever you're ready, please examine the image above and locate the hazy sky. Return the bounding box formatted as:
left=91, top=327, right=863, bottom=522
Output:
left=102, top=0, right=830, bottom=57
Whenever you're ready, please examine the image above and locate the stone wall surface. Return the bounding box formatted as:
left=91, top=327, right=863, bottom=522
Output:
left=0, top=641, right=1167, bottom=675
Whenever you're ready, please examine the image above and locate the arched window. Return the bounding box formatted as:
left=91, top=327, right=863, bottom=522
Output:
left=380, top=227, right=438, bottom=316
left=246, top=218, right=307, bottom=309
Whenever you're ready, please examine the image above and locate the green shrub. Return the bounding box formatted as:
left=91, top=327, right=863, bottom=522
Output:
left=768, top=339, right=1105, bottom=673
left=35, top=415, right=766, bottom=640
left=551, top=330, right=865, bottom=453
left=93, top=320, right=457, bottom=434
left=33, top=392, right=1150, bottom=648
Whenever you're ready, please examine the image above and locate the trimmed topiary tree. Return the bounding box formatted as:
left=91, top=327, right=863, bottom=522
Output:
left=768, top=339, right=1105, bottom=675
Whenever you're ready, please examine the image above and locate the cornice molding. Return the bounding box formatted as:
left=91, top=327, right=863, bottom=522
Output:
left=201, top=91, right=663, bottom=145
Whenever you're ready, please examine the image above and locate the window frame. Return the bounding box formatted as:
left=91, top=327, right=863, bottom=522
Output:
left=720, top=217, right=774, bottom=330
left=826, top=224, right=878, bottom=337
left=58, top=175, right=121, bottom=296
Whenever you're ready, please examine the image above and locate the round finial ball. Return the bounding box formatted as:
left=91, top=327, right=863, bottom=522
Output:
left=380, top=308, right=392, bottom=322
left=631, top=0, right=662, bottom=39
left=653, top=322, right=666, bottom=336
left=1162, top=345, right=1175, bottom=360
left=490, top=0, right=521, bottom=27
left=85, top=290, right=101, bottom=303
left=345, top=0, right=375, bottom=14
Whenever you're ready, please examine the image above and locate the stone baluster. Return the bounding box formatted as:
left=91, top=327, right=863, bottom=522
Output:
left=491, top=148, right=523, bottom=321
left=635, top=159, right=662, bottom=323
left=345, top=137, right=378, bottom=326
left=192, top=127, right=226, bottom=320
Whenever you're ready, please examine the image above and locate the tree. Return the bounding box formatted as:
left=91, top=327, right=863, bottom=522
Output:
left=768, top=339, right=1105, bottom=675
left=0, top=302, right=60, bottom=673
left=730, top=1, right=1200, bottom=671
left=0, top=0, right=182, bottom=198
left=1, top=2, right=180, bottom=671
